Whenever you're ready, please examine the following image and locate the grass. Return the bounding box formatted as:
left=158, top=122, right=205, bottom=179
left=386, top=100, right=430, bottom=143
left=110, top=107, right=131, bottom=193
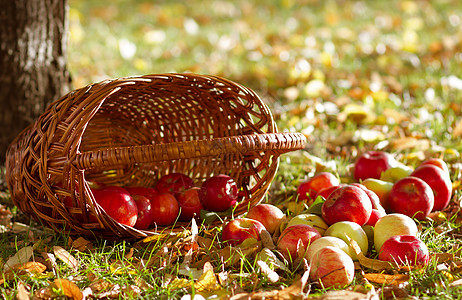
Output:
left=1, top=0, right=462, bottom=299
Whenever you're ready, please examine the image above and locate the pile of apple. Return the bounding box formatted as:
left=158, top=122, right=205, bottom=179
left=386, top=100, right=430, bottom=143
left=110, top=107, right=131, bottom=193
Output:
left=221, top=151, right=453, bottom=289
left=74, top=173, right=240, bottom=230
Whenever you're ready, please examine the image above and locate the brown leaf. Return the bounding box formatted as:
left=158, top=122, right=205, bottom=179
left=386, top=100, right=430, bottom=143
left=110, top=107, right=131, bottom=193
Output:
left=54, top=278, right=83, bottom=300
left=349, top=239, right=397, bottom=271
left=3, top=246, right=34, bottom=271
left=260, top=229, right=276, bottom=250
left=72, top=237, right=94, bottom=252
left=391, top=137, right=430, bottom=151
left=363, top=273, right=410, bottom=286
left=315, top=290, right=370, bottom=299
left=0, top=204, right=13, bottom=226
left=16, top=282, right=30, bottom=300
left=41, top=252, right=58, bottom=273
left=0, top=262, right=47, bottom=284
left=452, top=119, right=462, bottom=138
left=53, top=246, right=78, bottom=271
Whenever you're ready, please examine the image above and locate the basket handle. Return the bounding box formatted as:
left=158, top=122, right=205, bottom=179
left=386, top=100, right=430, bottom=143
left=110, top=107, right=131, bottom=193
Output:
left=72, top=132, right=306, bottom=170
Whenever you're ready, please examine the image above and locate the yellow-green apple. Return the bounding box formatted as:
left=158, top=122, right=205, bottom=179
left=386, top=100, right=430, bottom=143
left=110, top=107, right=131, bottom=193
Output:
left=221, top=218, right=266, bottom=246
left=297, top=172, right=340, bottom=204
left=411, top=164, right=452, bottom=212
left=309, top=246, right=355, bottom=288
left=286, top=213, right=329, bottom=235
left=324, top=221, right=369, bottom=258
left=246, top=203, right=285, bottom=234
left=388, top=176, right=434, bottom=220
left=92, top=187, right=138, bottom=227
left=321, top=185, right=372, bottom=226
left=150, top=192, right=180, bottom=226
left=378, top=235, right=429, bottom=267
left=420, top=158, right=450, bottom=177
left=373, top=213, right=418, bottom=251
left=277, top=224, right=321, bottom=260
left=176, top=187, right=203, bottom=221
left=353, top=150, right=398, bottom=181
left=199, top=174, right=238, bottom=212
left=380, top=164, right=414, bottom=183
left=305, top=236, right=352, bottom=261
left=362, top=178, right=393, bottom=212
left=156, top=173, right=194, bottom=196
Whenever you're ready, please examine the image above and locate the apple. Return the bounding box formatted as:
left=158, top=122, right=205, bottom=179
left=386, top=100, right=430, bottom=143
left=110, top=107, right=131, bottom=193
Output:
left=150, top=192, right=180, bottom=226
left=199, top=174, right=238, bottom=212
left=411, top=164, right=452, bottom=212
left=380, top=164, right=414, bottom=183
left=277, top=224, right=321, bottom=260
left=286, top=213, right=329, bottom=236
left=132, top=195, right=154, bottom=230
left=365, top=208, right=386, bottom=226
left=124, top=186, right=158, bottom=200
left=176, top=187, right=203, bottom=221
left=297, top=172, right=340, bottom=204
left=221, top=218, right=266, bottom=246
left=378, top=235, right=429, bottom=267
left=305, top=236, right=352, bottom=261
left=156, top=173, right=194, bottom=196
left=354, top=151, right=398, bottom=181
left=309, top=246, right=355, bottom=288
left=420, top=158, right=450, bottom=177
left=324, top=221, right=369, bottom=258
left=388, top=176, right=434, bottom=220
left=321, top=185, right=372, bottom=226
left=92, top=187, right=138, bottom=227
left=373, top=213, right=418, bottom=252
left=350, top=183, right=386, bottom=214
left=315, top=184, right=346, bottom=200
left=362, top=178, right=394, bottom=212
left=246, top=204, right=285, bottom=234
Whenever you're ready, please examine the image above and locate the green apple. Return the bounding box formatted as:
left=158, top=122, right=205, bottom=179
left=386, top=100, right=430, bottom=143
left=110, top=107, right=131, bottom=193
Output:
left=324, top=221, right=369, bottom=260
left=305, top=236, right=352, bottom=261
left=362, top=178, right=393, bottom=212
left=286, top=213, right=329, bottom=235
left=373, top=213, right=418, bottom=252
left=380, top=164, right=414, bottom=183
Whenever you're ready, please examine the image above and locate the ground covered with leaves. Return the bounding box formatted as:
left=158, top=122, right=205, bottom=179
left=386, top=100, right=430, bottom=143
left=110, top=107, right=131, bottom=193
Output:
left=1, top=0, right=462, bottom=299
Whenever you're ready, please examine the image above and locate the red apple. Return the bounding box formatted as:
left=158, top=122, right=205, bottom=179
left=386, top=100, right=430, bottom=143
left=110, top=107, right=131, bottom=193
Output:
left=124, top=186, right=158, bottom=200
left=354, top=151, right=398, bottom=181
left=150, top=192, right=180, bottom=226
left=350, top=183, right=386, bottom=214
left=132, top=195, right=155, bottom=230
left=315, top=184, right=345, bottom=200
left=309, top=246, right=355, bottom=288
left=374, top=213, right=418, bottom=252
left=388, top=176, right=434, bottom=220
left=92, top=187, right=138, bottom=227
left=411, top=165, right=452, bottom=212
left=365, top=208, right=386, bottom=226
left=156, top=173, right=194, bottom=196
left=176, top=187, right=203, bottom=221
left=297, top=172, right=340, bottom=204
left=321, top=185, right=372, bottom=226
left=221, top=218, right=266, bottom=246
left=246, top=204, right=285, bottom=234
left=378, top=235, right=429, bottom=267
left=420, top=158, right=450, bottom=177
left=199, top=174, right=238, bottom=212
left=277, top=224, right=321, bottom=260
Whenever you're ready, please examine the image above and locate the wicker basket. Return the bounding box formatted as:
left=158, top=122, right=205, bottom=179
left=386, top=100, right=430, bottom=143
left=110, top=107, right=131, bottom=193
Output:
left=5, top=73, right=306, bottom=239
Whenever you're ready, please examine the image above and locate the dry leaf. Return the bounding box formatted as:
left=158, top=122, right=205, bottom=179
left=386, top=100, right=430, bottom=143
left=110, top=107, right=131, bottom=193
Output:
left=194, top=269, right=221, bottom=292
left=54, top=278, right=83, bottom=300
left=72, top=237, right=94, bottom=252
left=41, top=252, right=58, bottom=273
left=449, top=278, right=462, bottom=287
left=316, top=290, right=370, bottom=299
left=391, top=137, right=430, bottom=151
left=0, top=261, right=47, bottom=284
left=53, top=246, right=78, bottom=271
left=256, top=260, right=279, bottom=283
left=452, top=119, right=462, bottom=138
left=363, top=273, right=410, bottom=286
left=260, top=230, right=276, bottom=250
left=0, top=204, right=13, bottom=226
left=3, top=246, right=34, bottom=271
left=16, top=282, right=30, bottom=300
left=349, top=240, right=397, bottom=271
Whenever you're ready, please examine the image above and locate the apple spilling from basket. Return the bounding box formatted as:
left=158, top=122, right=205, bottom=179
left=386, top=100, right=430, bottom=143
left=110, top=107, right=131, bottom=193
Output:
left=65, top=173, right=241, bottom=230
left=221, top=151, right=453, bottom=289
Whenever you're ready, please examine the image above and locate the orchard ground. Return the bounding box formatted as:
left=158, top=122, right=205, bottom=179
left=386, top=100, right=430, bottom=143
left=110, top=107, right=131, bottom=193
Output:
left=1, top=0, right=462, bottom=299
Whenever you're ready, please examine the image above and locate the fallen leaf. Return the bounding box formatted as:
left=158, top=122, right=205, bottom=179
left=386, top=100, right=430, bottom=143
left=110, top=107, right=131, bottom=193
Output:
left=194, top=269, right=221, bottom=292
left=16, top=282, right=30, bottom=300
left=3, top=246, right=34, bottom=271
left=0, top=204, right=12, bottom=226
left=363, top=273, right=410, bottom=286
left=256, top=260, right=279, bottom=283
left=452, top=119, right=462, bottom=138
left=449, top=278, right=462, bottom=287
left=0, top=261, right=47, bottom=284
left=72, top=237, right=94, bottom=252
left=349, top=239, right=397, bottom=271
left=53, top=246, right=79, bottom=272
left=316, top=290, right=370, bottom=299
left=54, top=278, right=83, bottom=300
left=391, top=137, right=430, bottom=151
left=260, top=230, right=276, bottom=250
left=41, top=252, right=58, bottom=273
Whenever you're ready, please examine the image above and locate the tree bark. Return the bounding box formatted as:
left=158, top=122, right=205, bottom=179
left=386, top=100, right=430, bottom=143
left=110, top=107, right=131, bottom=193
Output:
left=0, top=0, right=71, bottom=166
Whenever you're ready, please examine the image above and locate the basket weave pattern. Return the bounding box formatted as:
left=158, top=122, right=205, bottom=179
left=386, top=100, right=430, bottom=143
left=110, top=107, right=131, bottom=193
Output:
left=6, top=73, right=306, bottom=239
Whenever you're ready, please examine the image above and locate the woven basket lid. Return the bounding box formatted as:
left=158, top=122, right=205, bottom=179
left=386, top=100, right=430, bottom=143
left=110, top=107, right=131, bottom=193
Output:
left=6, top=73, right=306, bottom=239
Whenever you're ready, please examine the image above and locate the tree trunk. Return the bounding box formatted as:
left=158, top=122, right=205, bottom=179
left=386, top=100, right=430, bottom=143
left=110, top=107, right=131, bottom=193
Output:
left=0, top=0, right=71, bottom=166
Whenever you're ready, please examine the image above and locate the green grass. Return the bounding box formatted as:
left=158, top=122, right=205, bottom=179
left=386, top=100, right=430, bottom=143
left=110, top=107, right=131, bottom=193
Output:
left=1, top=0, right=462, bottom=298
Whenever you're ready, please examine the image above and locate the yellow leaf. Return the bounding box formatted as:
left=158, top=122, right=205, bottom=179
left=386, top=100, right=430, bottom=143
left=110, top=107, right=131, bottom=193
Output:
left=194, top=269, right=221, bottom=292
left=54, top=278, right=83, bottom=300
left=363, top=273, right=410, bottom=286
